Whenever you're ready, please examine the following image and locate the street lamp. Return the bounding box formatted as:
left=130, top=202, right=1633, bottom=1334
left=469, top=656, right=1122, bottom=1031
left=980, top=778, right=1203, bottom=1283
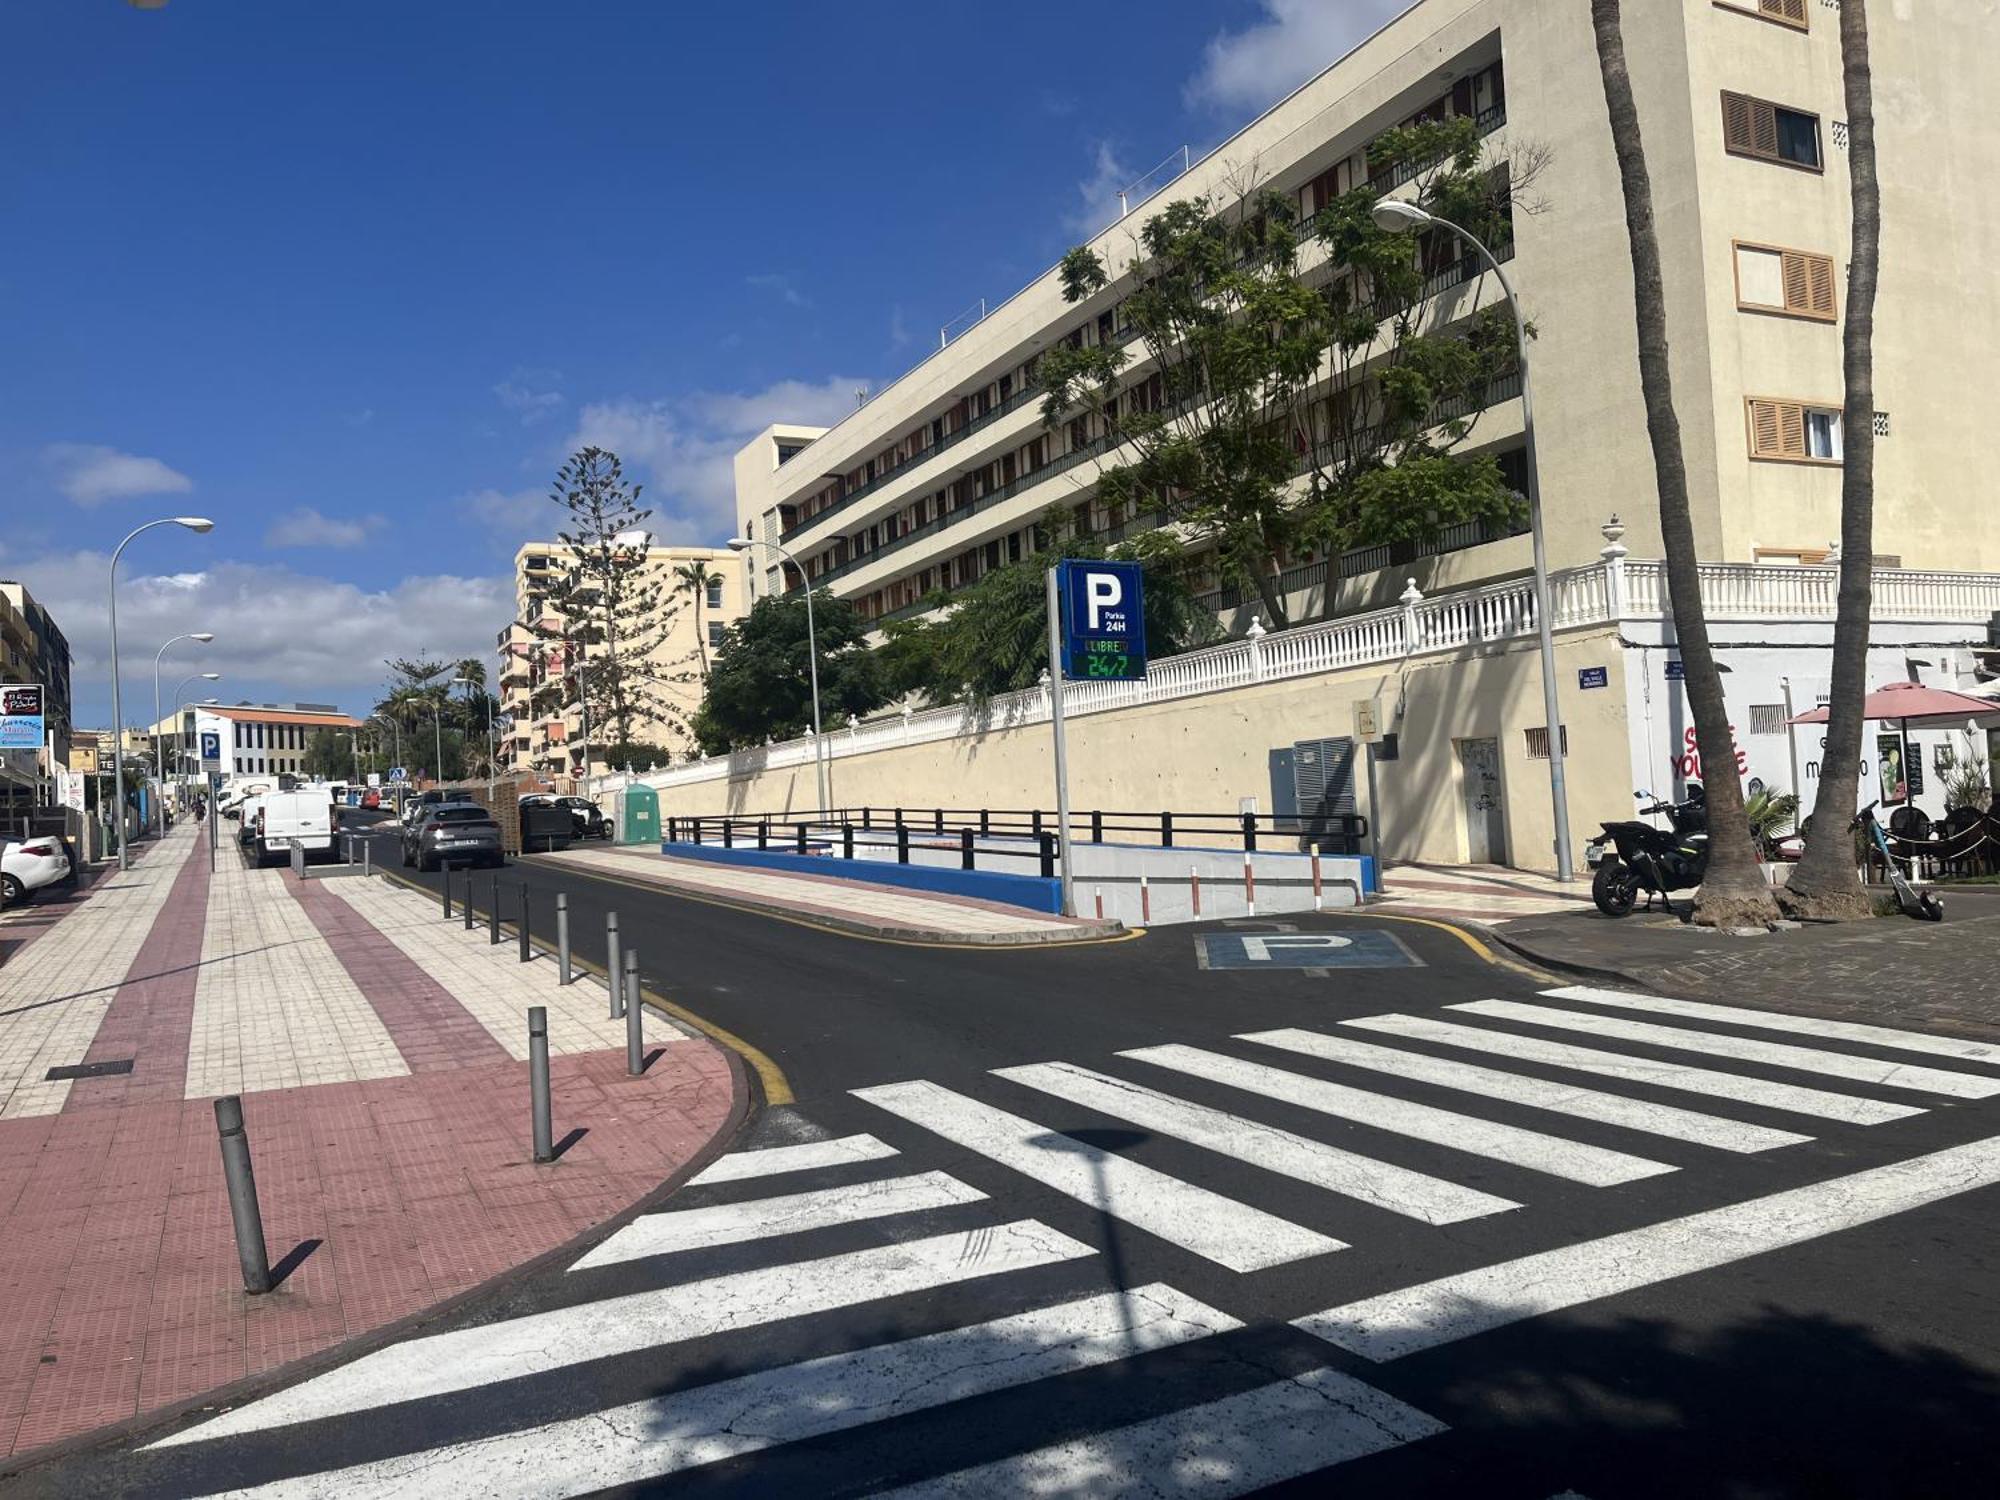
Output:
left=1370, top=197, right=1573, bottom=880
left=369, top=711, right=401, bottom=781
left=727, top=536, right=828, bottom=815
left=453, top=675, right=494, bottom=799
left=152, top=631, right=214, bottom=816
left=171, top=673, right=221, bottom=803
left=109, top=517, right=214, bottom=868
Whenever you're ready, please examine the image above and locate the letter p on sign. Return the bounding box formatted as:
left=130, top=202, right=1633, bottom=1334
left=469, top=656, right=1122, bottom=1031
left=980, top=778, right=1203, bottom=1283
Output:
left=1086, top=573, right=1122, bottom=630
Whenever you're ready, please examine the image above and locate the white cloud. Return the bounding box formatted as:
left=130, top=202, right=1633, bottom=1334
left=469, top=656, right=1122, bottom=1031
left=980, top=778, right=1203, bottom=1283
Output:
left=264, top=506, right=383, bottom=549
left=1185, top=0, right=1409, bottom=116
left=43, top=443, right=194, bottom=507
left=745, top=272, right=810, bottom=309
left=563, top=375, right=865, bottom=543
left=1065, top=141, right=1136, bottom=241
left=461, top=486, right=553, bottom=536
left=16, top=547, right=513, bottom=726
left=494, top=377, right=565, bottom=426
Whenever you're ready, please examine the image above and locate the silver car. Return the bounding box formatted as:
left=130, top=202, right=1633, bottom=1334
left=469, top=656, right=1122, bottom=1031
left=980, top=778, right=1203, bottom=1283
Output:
left=402, top=805, right=504, bottom=871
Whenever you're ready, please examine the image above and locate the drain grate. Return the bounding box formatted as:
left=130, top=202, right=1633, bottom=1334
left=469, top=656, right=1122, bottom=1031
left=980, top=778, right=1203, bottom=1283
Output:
left=45, top=1059, right=134, bottom=1081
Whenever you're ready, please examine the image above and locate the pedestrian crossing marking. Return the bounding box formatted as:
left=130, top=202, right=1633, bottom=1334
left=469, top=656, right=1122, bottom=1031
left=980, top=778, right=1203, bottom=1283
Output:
left=871, top=1365, right=1445, bottom=1498
left=1543, top=986, right=2000, bottom=1066
left=996, top=1060, right=1518, bottom=1225
left=155, top=1220, right=1094, bottom=1448
left=688, top=1132, right=898, bottom=1185
left=1121, top=1043, right=1676, bottom=1187
left=1297, top=1130, right=2000, bottom=1363
left=1456, top=999, right=2000, bottom=1101
left=570, top=1169, right=984, bottom=1272
left=1343, top=1013, right=1923, bottom=1124
left=853, top=1079, right=1345, bottom=1271
left=1241, top=1027, right=1812, bottom=1154
left=194, top=1283, right=1240, bottom=1499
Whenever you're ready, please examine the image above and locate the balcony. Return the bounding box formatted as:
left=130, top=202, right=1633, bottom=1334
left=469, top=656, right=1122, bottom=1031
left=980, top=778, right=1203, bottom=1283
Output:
left=1366, top=102, right=1507, bottom=196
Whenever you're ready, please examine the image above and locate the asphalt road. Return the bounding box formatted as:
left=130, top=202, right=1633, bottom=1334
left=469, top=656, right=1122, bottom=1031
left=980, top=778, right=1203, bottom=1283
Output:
left=17, top=826, right=2000, bottom=1499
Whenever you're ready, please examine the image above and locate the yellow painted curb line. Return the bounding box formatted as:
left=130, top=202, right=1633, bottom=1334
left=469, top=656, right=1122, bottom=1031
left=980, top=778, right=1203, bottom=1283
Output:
left=1343, top=908, right=1563, bottom=984
left=377, top=866, right=795, bottom=1106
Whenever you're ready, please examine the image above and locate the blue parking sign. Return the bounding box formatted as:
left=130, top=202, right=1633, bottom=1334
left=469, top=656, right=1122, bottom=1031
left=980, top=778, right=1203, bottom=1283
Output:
left=1058, top=559, right=1146, bottom=682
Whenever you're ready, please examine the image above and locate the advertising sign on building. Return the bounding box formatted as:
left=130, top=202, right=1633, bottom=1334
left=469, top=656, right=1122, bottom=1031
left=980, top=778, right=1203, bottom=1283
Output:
left=57, top=770, right=86, bottom=814
left=1056, top=559, right=1147, bottom=682
left=1352, top=697, right=1386, bottom=745
left=1, top=683, right=44, bottom=751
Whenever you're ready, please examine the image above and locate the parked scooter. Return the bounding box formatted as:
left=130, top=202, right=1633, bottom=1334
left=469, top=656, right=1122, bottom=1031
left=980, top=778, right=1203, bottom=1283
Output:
left=1854, top=801, right=1944, bottom=921
left=1587, top=785, right=1710, bottom=917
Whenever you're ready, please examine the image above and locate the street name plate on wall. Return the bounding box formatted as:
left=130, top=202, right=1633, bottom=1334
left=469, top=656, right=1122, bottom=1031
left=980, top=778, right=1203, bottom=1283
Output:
left=1578, top=666, right=1609, bottom=690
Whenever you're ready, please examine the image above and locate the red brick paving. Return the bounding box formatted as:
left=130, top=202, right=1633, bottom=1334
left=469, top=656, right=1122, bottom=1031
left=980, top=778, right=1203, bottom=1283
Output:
left=0, top=862, right=739, bottom=1459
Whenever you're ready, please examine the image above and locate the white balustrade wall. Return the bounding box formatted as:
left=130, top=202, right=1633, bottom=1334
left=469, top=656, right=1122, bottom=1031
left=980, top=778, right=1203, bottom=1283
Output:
left=637, top=559, right=2000, bottom=794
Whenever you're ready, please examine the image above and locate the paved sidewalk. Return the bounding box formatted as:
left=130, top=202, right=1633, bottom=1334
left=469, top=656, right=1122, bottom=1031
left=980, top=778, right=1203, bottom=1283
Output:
left=1493, top=885, right=2000, bottom=1037
left=539, top=843, right=1127, bottom=944
left=0, top=824, right=739, bottom=1460
left=1376, top=862, right=1597, bottom=927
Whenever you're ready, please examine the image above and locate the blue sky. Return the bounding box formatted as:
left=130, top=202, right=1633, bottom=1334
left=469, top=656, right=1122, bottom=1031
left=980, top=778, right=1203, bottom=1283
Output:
left=0, top=0, right=1405, bottom=727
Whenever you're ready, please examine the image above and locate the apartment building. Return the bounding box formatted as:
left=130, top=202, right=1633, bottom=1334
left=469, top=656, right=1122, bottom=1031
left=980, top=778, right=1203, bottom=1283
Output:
left=733, top=0, right=1998, bottom=632
left=496, top=541, right=747, bottom=783
left=0, top=581, right=73, bottom=814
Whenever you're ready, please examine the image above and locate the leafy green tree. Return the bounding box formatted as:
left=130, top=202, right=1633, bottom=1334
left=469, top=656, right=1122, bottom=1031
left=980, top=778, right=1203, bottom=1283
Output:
left=1038, top=118, right=1532, bottom=627
left=691, top=590, right=884, bottom=754
left=302, top=729, right=349, bottom=781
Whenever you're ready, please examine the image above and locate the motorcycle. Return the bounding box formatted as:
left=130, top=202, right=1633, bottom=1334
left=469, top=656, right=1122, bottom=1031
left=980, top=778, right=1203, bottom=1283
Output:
left=1586, top=786, right=1710, bottom=917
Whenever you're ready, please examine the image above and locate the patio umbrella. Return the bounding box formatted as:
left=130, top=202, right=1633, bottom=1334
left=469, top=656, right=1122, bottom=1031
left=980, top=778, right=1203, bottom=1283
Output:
left=1790, top=682, right=2000, bottom=806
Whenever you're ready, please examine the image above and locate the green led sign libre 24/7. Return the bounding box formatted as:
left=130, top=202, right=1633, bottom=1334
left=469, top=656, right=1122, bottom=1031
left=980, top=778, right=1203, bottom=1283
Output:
left=1057, top=559, right=1147, bottom=682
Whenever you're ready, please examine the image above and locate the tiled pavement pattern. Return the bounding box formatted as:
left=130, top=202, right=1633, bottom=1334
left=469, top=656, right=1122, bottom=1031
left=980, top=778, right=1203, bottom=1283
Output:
left=0, top=829, right=735, bottom=1459
left=0, top=831, right=198, bottom=1120
left=1377, top=863, right=1597, bottom=928
left=544, top=842, right=1108, bottom=939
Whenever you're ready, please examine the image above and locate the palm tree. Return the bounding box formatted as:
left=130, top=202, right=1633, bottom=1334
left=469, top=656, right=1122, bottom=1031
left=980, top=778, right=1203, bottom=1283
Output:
left=1780, top=0, right=1880, bottom=921
left=674, top=560, right=720, bottom=676
left=1591, top=0, right=1775, bottom=928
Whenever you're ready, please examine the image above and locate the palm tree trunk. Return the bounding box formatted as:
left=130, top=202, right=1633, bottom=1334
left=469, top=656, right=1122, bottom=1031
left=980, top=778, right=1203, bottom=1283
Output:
left=1780, top=0, right=1880, bottom=921
left=1591, top=0, right=1775, bottom=927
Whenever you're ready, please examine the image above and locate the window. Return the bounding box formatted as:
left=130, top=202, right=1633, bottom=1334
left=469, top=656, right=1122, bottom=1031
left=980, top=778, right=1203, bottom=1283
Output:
left=1733, top=242, right=1836, bottom=319
left=707, top=621, right=726, bottom=650
left=1747, top=397, right=1843, bottom=462
left=1721, top=92, right=1822, bottom=169
left=1749, top=704, right=1790, bottom=736
left=1715, top=0, right=1808, bottom=30
left=706, top=579, right=723, bottom=609
left=1525, top=725, right=1570, bottom=760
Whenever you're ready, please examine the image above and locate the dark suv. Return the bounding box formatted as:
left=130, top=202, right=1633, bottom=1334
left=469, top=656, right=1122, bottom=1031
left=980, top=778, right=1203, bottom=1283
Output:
left=522, top=794, right=608, bottom=839
left=402, top=804, right=504, bottom=871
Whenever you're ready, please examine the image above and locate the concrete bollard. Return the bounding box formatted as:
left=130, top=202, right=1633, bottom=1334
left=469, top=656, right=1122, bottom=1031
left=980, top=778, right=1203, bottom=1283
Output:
left=557, top=892, right=571, bottom=985
left=624, top=947, right=643, bottom=1076
left=363, top=839, right=372, bottom=878
left=213, top=1096, right=272, bottom=1294
left=518, top=883, right=532, bottom=963
left=1094, top=886, right=1104, bottom=920
left=1190, top=866, right=1201, bottom=918
left=1311, top=850, right=1323, bottom=912
left=1244, top=856, right=1256, bottom=917
left=1140, top=874, right=1151, bottom=924
left=528, top=1007, right=553, bottom=1163
left=605, top=911, right=623, bottom=1020
left=290, top=840, right=304, bottom=879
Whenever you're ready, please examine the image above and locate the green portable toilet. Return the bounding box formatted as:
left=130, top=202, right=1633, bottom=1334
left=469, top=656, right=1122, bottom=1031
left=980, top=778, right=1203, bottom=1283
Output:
left=617, top=784, right=660, bottom=845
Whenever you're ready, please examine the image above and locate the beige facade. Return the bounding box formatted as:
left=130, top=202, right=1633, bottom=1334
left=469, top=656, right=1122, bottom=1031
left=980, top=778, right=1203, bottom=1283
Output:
left=734, top=0, right=1997, bottom=627
left=497, top=541, right=748, bottom=781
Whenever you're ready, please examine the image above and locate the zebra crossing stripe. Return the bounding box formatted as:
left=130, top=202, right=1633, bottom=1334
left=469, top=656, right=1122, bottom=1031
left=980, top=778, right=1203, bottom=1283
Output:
left=1121, top=1044, right=1675, bottom=1188
left=688, top=1133, right=898, bottom=1185
left=570, top=1169, right=984, bottom=1272
left=853, top=1079, right=1344, bottom=1271
left=1297, top=1130, right=2000, bottom=1363
left=996, top=1061, right=1518, bottom=1225
left=1342, top=1013, right=1922, bottom=1125
left=1456, top=999, right=2000, bottom=1101
left=870, top=1365, right=1445, bottom=1498
left=189, top=1284, right=1239, bottom=1499
left=1543, top=987, right=2000, bottom=1066
left=154, top=1220, right=1093, bottom=1449
left=1240, top=1027, right=1811, bottom=1154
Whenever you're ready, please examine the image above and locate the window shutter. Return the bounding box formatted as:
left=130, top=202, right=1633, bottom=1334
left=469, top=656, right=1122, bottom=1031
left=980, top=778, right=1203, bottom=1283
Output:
left=1760, top=0, right=1808, bottom=26
left=1780, top=252, right=1810, bottom=312
left=1804, top=253, right=1836, bottom=316
left=1749, top=399, right=1808, bottom=459
left=1723, top=92, right=1780, bottom=159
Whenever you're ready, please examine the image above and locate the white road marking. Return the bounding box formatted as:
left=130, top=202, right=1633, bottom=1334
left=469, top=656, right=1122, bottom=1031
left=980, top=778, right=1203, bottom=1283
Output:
left=1342, top=1013, right=1921, bottom=1125
left=194, top=1283, right=1238, bottom=1499
left=996, top=1061, right=1517, bottom=1225
left=688, top=1133, right=899, bottom=1185
left=155, top=1220, right=1093, bottom=1448
left=1543, top=985, right=2000, bottom=1066
left=1457, top=999, right=2000, bottom=1101
left=1298, top=1131, right=2000, bottom=1362
left=853, top=1079, right=1343, bottom=1271
left=569, top=1169, right=984, bottom=1272
left=872, top=1365, right=1445, bottom=1498
left=1121, top=1044, right=1674, bottom=1188
left=1242, top=1027, right=1810, bottom=1154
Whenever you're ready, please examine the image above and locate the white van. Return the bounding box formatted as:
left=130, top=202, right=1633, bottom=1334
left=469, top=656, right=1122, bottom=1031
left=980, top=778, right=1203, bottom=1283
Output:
left=259, top=789, right=337, bottom=864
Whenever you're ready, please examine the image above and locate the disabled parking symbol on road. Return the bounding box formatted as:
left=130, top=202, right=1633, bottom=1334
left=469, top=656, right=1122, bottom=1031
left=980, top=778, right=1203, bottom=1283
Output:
left=1195, top=930, right=1421, bottom=973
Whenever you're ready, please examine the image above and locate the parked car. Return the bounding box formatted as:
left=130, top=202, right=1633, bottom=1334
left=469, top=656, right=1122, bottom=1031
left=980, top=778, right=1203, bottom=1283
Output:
left=361, top=788, right=382, bottom=810
left=1, top=835, right=72, bottom=906
left=402, top=804, right=504, bottom=871
left=408, top=788, right=476, bottom=826
left=522, top=793, right=609, bottom=840
left=258, top=789, right=338, bottom=866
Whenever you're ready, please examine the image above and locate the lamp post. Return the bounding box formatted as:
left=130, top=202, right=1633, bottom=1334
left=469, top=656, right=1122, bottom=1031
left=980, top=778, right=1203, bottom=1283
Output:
left=428, top=697, right=446, bottom=788
left=727, top=536, right=828, bottom=815
left=453, top=676, right=494, bottom=800
left=152, top=632, right=214, bottom=815
left=171, top=674, right=221, bottom=805
left=110, top=518, right=215, bottom=868
left=1370, top=197, right=1573, bottom=880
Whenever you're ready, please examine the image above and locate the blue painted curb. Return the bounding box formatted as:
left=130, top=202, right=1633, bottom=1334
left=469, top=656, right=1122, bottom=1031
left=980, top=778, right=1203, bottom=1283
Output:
left=659, top=841, right=1065, bottom=914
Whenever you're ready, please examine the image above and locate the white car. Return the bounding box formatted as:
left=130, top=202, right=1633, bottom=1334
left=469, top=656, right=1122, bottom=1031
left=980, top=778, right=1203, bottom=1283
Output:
left=1, top=835, right=72, bottom=906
